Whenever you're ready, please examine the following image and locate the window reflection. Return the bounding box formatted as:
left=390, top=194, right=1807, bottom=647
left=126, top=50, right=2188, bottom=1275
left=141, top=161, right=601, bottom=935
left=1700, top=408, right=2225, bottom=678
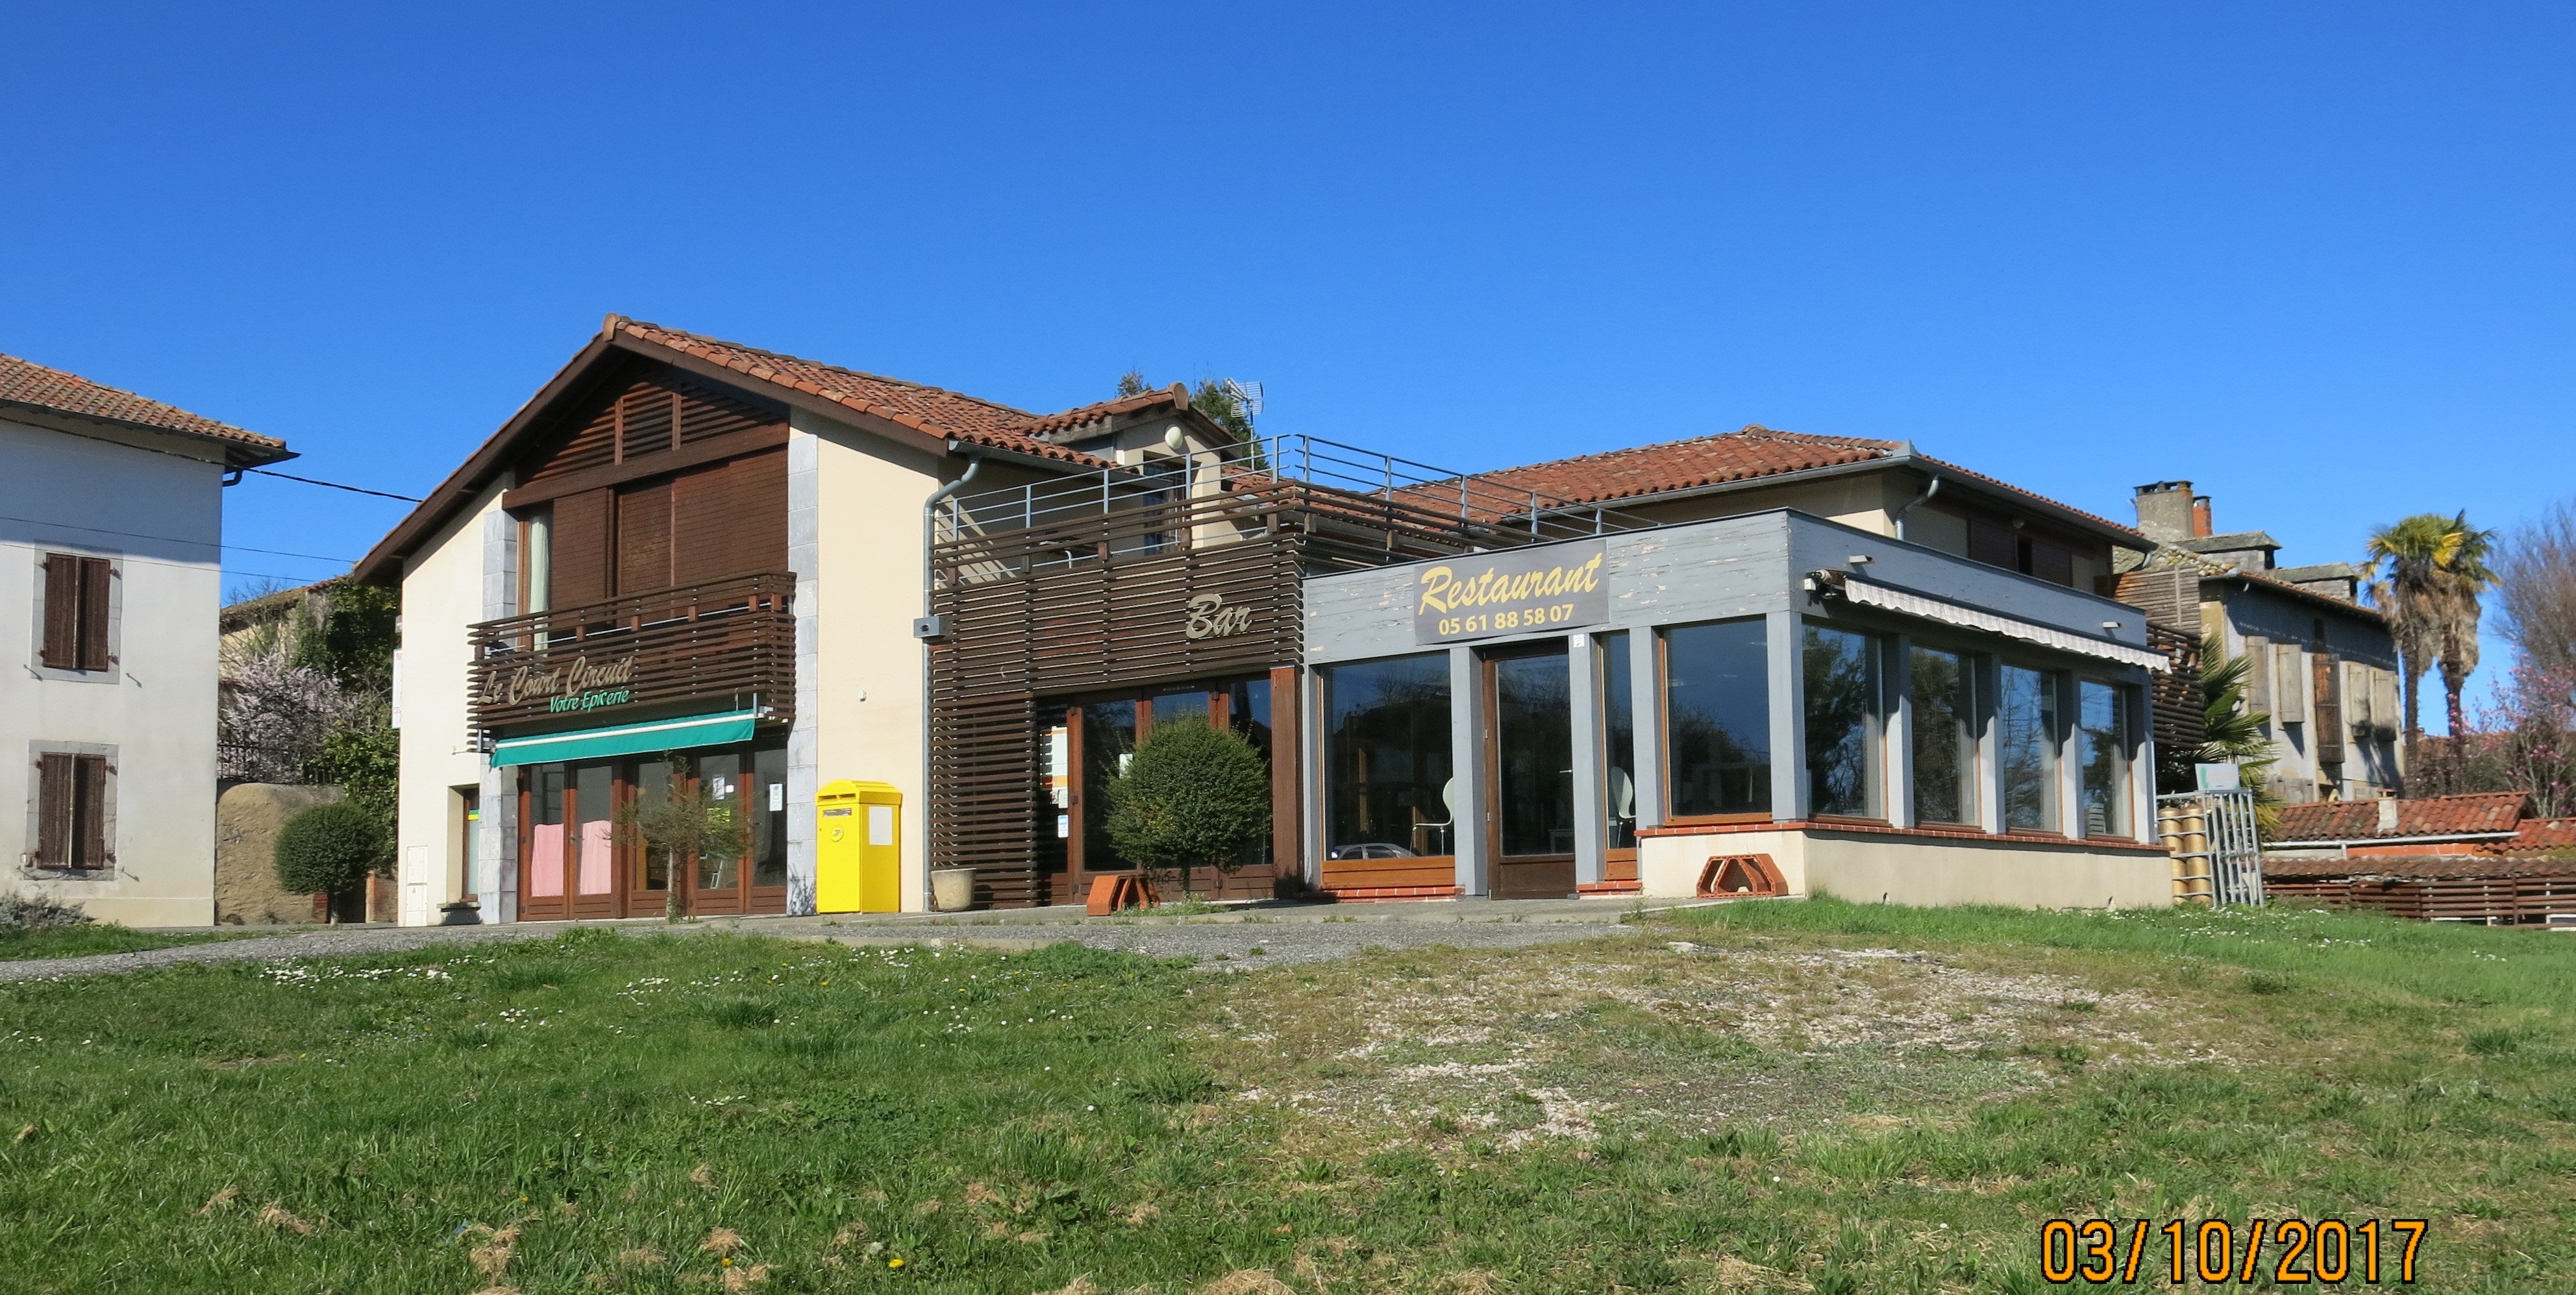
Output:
left=1998, top=666, right=2057, bottom=832
left=1803, top=626, right=1876, bottom=818
left=2076, top=680, right=2130, bottom=837
left=1599, top=632, right=1637, bottom=851
left=1910, top=647, right=1974, bottom=824
left=1323, top=654, right=1454, bottom=859
left=1664, top=621, right=1770, bottom=818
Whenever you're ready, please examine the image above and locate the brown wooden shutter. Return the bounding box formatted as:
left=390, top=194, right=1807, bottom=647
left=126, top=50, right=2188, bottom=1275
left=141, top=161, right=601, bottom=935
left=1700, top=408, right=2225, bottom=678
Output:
left=615, top=479, right=673, bottom=595
left=77, top=754, right=108, bottom=868
left=549, top=488, right=612, bottom=608
left=1966, top=519, right=2018, bottom=572
left=2313, top=654, right=2344, bottom=765
left=77, top=557, right=112, bottom=671
left=40, top=553, right=78, bottom=668
left=36, top=753, right=71, bottom=866
left=2243, top=635, right=2271, bottom=711
left=2028, top=537, right=2074, bottom=587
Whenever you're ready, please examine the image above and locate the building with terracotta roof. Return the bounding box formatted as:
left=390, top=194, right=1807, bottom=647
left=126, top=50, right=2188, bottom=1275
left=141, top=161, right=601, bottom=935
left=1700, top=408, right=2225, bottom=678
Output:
left=2107, top=481, right=2401, bottom=804
left=360, top=319, right=2174, bottom=923
left=2262, top=791, right=2576, bottom=924
left=3, top=349, right=292, bottom=924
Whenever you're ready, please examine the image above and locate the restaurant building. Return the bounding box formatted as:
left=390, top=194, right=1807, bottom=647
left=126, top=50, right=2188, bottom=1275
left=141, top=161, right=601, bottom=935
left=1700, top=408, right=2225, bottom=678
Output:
left=360, top=317, right=2172, bottom=922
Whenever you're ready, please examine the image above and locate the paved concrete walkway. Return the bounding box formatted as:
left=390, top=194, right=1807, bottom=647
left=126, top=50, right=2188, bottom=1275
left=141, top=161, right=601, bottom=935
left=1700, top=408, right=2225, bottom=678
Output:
left=2, top=896, right=1717, bottom=981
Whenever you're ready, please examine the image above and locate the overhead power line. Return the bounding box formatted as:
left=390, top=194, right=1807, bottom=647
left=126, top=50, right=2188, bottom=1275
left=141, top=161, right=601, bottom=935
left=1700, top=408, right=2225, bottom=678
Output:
left=238, top=467, right=423, bottom=502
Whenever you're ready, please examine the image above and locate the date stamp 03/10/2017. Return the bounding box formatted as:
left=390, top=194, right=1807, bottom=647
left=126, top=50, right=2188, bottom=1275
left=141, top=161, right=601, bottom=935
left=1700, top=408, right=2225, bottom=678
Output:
left=2040, top=1218, right=2428, bottom=1285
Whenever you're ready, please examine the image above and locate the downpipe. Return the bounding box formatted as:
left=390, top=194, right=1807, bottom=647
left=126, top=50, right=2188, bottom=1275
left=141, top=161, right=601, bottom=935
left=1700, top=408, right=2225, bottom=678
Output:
left=917, top=450, right=982, bottom=912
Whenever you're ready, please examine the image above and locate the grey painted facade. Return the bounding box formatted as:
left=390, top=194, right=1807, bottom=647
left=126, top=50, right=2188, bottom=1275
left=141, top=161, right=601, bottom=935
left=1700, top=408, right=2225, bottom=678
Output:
left=1300, top=510, right=2161, bottom=893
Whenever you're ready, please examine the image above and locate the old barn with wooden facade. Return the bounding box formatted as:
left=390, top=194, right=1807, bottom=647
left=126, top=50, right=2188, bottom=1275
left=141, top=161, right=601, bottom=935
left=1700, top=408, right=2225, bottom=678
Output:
left=361, top=317, right=2174, bottom=924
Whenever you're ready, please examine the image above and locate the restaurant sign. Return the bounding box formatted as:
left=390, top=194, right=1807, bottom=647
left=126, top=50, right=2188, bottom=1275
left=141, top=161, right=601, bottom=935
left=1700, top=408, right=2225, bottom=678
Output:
left=1414, top=540, right=1609, bottom=645
left=480, top=652, right=641, bottom=715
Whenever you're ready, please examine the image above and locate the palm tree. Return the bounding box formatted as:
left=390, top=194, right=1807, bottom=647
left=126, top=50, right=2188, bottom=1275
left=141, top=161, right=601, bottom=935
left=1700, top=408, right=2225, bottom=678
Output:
left=2366, top=512, right=2495, bottom=787
left=2195, top=633, right=2281, bottom=835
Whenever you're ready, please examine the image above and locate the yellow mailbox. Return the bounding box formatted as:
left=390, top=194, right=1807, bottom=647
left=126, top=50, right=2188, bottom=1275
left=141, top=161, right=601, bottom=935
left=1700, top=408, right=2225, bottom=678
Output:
left=816, top=780, right=902, bottom=913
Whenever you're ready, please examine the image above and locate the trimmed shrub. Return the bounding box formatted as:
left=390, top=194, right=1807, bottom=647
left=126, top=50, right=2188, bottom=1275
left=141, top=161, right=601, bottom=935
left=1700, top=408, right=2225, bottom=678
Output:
left=1102, top=716, right=1271, bottom=895
left=274, top=800, right=388, bottom=898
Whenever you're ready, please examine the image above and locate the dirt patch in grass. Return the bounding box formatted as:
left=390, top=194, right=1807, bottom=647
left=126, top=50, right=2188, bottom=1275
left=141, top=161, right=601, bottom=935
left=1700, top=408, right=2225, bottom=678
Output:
left=1195, top=935, right=2229, bottom=1163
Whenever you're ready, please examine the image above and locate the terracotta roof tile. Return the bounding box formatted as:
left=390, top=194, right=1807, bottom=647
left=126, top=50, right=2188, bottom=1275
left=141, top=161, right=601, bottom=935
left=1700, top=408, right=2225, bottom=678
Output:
left=2496, top=818, right=2576, bottom=856
left=2262, top=852, right=2576, bottom=881
left=1014, top=385, right=1195, bottom=439
left=2272, top=792, right=2534, bottom=843
left=0, top=350, right=289, bottom=463
left=610, top=318, right=1115, bottom=469
left=1459, top=425, right=2146, bottom=542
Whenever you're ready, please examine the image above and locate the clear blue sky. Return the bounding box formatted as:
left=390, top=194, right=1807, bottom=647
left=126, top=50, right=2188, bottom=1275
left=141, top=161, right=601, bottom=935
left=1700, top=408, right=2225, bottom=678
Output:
left=7, top=4, right=2569, bottom=726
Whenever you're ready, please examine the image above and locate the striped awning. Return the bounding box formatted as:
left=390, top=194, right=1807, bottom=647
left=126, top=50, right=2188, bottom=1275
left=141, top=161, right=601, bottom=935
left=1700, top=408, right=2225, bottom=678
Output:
left=1828, top=576, right=2169, bottom=672
left=490, top=709, right=760, bottom=769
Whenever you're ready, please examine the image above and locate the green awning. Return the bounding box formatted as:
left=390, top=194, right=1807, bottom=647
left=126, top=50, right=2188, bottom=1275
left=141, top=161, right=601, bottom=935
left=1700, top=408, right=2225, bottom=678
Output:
left=491, top=709, right=760, bottom=769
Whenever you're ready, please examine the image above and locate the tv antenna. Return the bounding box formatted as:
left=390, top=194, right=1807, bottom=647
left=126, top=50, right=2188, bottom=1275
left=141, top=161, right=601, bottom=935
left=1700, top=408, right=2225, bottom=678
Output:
left=1219, top=378, right=1264, bottom=427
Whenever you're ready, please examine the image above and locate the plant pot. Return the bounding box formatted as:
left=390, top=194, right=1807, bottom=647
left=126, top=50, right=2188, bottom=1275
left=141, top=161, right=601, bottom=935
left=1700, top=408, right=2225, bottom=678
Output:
left=931, top=867, right=979, bottom=913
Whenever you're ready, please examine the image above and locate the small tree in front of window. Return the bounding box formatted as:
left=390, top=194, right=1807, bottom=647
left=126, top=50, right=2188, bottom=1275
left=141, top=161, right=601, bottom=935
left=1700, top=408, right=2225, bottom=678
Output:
left=273, top=801, right=389, bottom=919
left=1102, top=716, right=1271, bottom=900
left=614, top=755, right=743, bottom=921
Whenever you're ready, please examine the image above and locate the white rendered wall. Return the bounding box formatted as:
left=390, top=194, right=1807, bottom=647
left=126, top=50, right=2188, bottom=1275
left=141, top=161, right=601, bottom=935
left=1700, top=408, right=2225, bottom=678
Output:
left=0, top=418, right=226, bottom=926
left=393, top=482, right=509, bottom=924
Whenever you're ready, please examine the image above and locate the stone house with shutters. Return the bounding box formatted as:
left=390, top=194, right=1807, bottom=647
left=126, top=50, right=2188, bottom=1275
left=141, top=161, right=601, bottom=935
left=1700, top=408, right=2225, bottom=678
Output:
left=2108, top=481, right=2402, bottom=803
left=1, top=350, right=292, bottom=924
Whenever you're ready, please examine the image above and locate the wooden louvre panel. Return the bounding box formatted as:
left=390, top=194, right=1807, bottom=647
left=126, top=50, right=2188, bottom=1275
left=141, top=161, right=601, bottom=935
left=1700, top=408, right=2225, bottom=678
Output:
left=2312, top=654, right=2344, bottom=765
left=615, top=478, right=675, bottom=595
left=36, top=752, right=71, bottom=866
left=522, top=397, right=621, bottom=484
left=618, top=388, right=677, bottom=462
left=2026, top=536, right=2074, bottom=587
left=2272, top=643, right=2307, bottom=723
left=1965, top=518, right=2018, bottom=573
left=677, top=379, right=784, bottom=446
left=672, top=450, right=789, bottom=586
left=77, top=556, right=112, bottom=671
left=39, top=552, right=78, bottom=668
left=549, top=489, right=612, bottom=608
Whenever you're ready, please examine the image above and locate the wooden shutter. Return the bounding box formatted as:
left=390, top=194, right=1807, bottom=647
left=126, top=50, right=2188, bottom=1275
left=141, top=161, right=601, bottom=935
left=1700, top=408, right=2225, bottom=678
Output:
left=615, top=479, right=673, bottom=595
left=2243, top=635, right=2271, bottom=711
left=2027, top=537, right=2074, bottom=587
left=77, top=755, right=108, bottom=868
left=2272, top=643, right=2307, bottom=722
left=1966, top=519, right=2018, bottom=572
left=40, top=553, right=77, bottom=668
left=77, top=556, right=112, bottom=671
left=2370, top=669, right=2399, bottom=739
left=672, top=463, right=734, bottom=587
left=549, top=489, right=612, bottom=608
left=2312, top=654, right=2344, bottom=765
left=36, top=753, right=72, bottom=866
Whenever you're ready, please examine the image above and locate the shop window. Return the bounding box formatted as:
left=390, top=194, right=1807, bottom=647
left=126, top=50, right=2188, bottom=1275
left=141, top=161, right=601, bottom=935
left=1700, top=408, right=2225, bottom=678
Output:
left=1909, top=646, right=1975, bottom=825
left=1083, top=700, right=1137, bottom=871
left=575, top=763, right=615, bottom=896
left=530, top=766, right=567, bottom=898
left=1146, top=691, right=1208, bottom=730
left=750, top=745, right=788, bottom=888
left=1226, top=678, right=1274, bottom=868
left=2076, top=680, right=2131, bottom=837
left=631, top=759, right=673, bottom=889
left=1997, top=665, right=2059, bottom=832
left=1322, top=654, right=1454, bottom=859
left=697, top=752, right=743, bottom=890
left=1599, top=632, right=1637, bottom=851
left=1663, top=621, right=1770, bottom=819
left=1803, top=626, right=1877, bottom=818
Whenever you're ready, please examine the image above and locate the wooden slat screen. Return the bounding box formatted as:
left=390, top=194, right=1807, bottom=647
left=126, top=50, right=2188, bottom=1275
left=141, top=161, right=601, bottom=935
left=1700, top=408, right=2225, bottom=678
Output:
left=519, top=365, right=787, bottom=486
left=619, top=388, right=678, bottom=462
left=615, top=479, right=674, bottom=594
left=550, top=489, right=612, bottom=608
left=2146, top=623, right=2204, bottom=763
left=2270, top=874, right=2576, bottom=925
left=469, top=573, right=796, bottom=730
left=673, top=450, right=788, bottom=587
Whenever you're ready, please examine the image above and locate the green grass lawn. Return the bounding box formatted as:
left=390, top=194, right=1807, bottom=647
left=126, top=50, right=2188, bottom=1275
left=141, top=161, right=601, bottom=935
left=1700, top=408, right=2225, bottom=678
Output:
left=0, top=924, right=244, bottom=961
left=1, top=906, right=2571, bottom=1293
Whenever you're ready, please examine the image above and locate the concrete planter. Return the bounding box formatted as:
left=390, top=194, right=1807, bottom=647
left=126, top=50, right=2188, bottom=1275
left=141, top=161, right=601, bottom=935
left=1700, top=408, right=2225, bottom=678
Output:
left=930, top=867, right=978, bottom=913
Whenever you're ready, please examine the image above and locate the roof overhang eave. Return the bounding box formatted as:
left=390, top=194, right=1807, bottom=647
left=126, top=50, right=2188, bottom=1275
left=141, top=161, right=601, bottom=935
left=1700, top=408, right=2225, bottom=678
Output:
left=0, top=399, right=297, bottom=470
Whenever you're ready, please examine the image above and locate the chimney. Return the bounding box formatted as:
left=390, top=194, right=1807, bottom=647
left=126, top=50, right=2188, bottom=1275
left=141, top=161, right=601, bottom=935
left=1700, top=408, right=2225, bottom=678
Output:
left=2192, top=495, right=2213, bottom=538
left=2132, top=481, right=2196, bottom=543
left=2375, top=796, right=2399, bottom=834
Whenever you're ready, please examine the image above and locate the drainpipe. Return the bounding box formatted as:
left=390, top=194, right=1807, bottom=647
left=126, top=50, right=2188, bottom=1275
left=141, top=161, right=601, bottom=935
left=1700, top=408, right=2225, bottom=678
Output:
left=919, top=450, right=983, bottom=911
left=1892, top=473, right=1941, bottom=541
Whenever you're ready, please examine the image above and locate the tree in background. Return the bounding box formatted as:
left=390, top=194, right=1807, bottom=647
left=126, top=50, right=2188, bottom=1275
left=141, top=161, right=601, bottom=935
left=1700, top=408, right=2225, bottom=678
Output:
left=298, top=584, right=400, bottom=842
left=1113, top=371, right=1265, bottom=468
left=2366, top=512, right=2494, bottom=787
left=2496, top=499, right=2576, bottom=682
left=273, top=800, right=389, bottom=914
left=1102, top=716, right=1271, bottom=898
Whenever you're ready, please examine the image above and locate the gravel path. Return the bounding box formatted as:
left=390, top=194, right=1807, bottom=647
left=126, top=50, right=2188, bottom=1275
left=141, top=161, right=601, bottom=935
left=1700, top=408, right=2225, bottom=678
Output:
left=0, top=909, right=1647, bottom=981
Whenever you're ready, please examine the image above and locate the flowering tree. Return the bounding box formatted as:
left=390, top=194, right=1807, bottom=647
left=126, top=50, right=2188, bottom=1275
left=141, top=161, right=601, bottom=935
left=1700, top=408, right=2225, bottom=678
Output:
left=217, top=633, right=358, bottom=783
left=2466, top=661, right=2576, bottom=817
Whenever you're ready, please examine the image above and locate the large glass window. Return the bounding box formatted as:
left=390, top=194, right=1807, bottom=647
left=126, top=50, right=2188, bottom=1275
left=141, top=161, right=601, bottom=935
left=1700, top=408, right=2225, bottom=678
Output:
left=1600, top=632, right=1637, bottom=852
left=1663, top=621, right=1771, bottom=819
left=1997, top=665, right=2058, bottom=833
left=575, top=763, right=615, bottom=896
left=632, top=758, right=673, bottom=890
left=1224, top=678, right=1274, bottom=868
left=1491, top=652, right=1575, bottom=858
left=1324, top=654, right=1455, bottom=858
left=1803, top=626, right=1877, bottom=818
left=2076, top=680, right=2131, bottom=837
left=529, top=765, right=567, bottom=899
left=1146, top=691, right=1208, bottom=728
left=1909, top=647, right=1975, bottom=825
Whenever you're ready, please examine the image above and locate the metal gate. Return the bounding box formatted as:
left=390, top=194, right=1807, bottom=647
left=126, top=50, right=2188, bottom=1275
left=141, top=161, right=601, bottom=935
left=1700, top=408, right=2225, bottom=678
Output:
left=2156, top=789, right=2264, bottom=907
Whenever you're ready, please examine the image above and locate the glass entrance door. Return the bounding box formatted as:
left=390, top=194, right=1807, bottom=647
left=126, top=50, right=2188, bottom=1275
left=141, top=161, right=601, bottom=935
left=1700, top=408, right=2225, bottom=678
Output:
left=1485, top=647, right=1577, bottom=899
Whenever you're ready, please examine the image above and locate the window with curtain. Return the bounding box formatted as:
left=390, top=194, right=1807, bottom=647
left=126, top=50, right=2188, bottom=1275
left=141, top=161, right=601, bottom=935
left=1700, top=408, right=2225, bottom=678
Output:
left=1803, top=626, right=1877, bottom=818
left=1663, top=621, right=1770, bottom=819
left=1997, top=665, right=2058, bottom=832
left=2076, top=680, right=2131, bottom=837
left=1322, top=654, right=1454, bottom=857
left=1909, top=646, right=1975, bottom=824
